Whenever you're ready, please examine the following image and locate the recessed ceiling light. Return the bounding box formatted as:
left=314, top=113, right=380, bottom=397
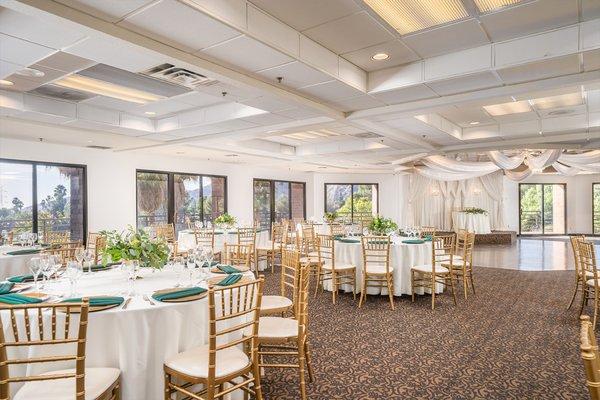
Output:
left=225, top=154, right=239, bottom=157
left=469, top=121, right=480, bottom=125
left=144, top=111, right=156, bottom=116
left=16, top=68, right=45, bottom=78
left=371, top=53, right=390, bottom=61
left=364, top=0, right=468, bottom=35
left=0, top=80, right=13, bottom=86
left=473, top=0, right=524, bottom=13
left=483, top=100, right=532, bottom=116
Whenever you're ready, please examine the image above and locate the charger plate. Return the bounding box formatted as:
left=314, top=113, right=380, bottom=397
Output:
left=152, top=287, right=208, bottom=303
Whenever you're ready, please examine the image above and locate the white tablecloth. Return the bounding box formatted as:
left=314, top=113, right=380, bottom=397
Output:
left=452, top=212, right=491, bottom=234
left=322, top=237, right=443, bottom=296
left=177, top=229, right=269, bottom=252
left=1, top=267, right=253, bottom=400
left=0, top=246, right=41, bottom=280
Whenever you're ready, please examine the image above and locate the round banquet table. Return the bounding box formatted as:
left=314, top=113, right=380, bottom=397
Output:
left=322, top=237, right=444, bottom=296
left=177, top=229, right=269, bottom=252
left=0, top=267, right=254, bottom=400
left=452, top=211, right=491, bottom=234
left=0, top=246, right=41, bottom=280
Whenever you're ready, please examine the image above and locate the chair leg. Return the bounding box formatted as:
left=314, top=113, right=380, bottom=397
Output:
left=358, top=275, right=367, bottom=308
left=252, top=358, right=264, bottom=400
left=164, top=372, right=171, bottom=400
left=431, top=275, right=436, bottom=310
left=411, top=270, right=415, bottom=303
left=298, top=345, right=307, bottom=400
left=449, top=274, right=457, bottom=306
left=567, top=277, right=580, bottom=310
left=332, top=272, right=337, bottom=304
left=594, top=286, right=599, bottom=330
left=580, top=284, right=590, bottom=316
left=352, top=272, right=357, bottom=300
left=387, top=274, right=395, bottom=311
left=462, top=268, right=468, bottom=300
left=468, top=266, right=475, bottom=294
left=304, top=340, right=315, bottom=383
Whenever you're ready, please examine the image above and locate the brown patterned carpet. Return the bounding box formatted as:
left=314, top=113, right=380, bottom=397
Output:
left=259, top=267, right=587, bottom=399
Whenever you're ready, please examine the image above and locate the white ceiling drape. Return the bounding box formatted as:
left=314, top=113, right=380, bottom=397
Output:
left=504, top=168, right=532, bottom=181
left=559, top=150, right=600, bottom=165
left=526, top=149, right=562, bottom=170
left=415, top=166, right=496, bottom=181
left=423, top=155, right=498, bottom=173
left=487, top=151, right=526, bottom=170
left=552, top=162, right=580, bottom=176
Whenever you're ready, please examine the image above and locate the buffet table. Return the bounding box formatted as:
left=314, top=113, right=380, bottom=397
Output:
left=1, top=266, right=254, bottom=400
left=452, top=211, right=491, bottom=234
left=0, top=245, right=42, bottom=280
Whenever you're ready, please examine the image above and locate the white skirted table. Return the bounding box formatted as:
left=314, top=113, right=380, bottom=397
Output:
left=177, top=229, right=269, bottom=252
left=452, top=212, right=491, bottom=234
left=322, top=237, right=443, bottom=296
left=0, top=267, right=254, bottom=400
left=0, top=246, right=42, bottom=280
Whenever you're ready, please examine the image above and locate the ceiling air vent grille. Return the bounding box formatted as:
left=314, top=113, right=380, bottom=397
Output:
left=86, top=145, right=112, bottom=150
left=351, top=132, right=383, bottom=139
left=143, top=63, right=218, bottom=89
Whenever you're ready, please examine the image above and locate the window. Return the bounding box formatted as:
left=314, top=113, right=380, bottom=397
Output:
left=136, top=170, right=227, bottom=232
left=519, top=183, right=566, bottom=235
left=253, top=179, right=306, bottom=230
left=325, top=183, right=378, bottom=222
left=594, top=183, right=600, bottom=234
left=0, top=159, right=86, bottom=243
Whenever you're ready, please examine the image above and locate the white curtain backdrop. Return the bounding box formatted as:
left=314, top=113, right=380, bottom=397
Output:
left=408, top=171, right=504, bottom=231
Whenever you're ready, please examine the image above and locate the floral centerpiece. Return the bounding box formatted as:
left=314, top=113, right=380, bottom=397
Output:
left=101, top=227, right=169, bottom=270
left=324, top=211, right=338, bottom=223
left=214, top=213, right=237, bottom=229
left=368, top=215, right=398, bottom=236
left=463, top=207, right=488, bottom=215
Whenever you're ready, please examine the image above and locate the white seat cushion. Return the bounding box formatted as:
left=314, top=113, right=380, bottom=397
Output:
left=244, top=316, right=298, bottom=340
left=322, top=263, right=355, bottom=271
left=307, top=251, right=319, bottom=257
left=165, top=344, right=250, bottom=379
left=261, top=295, right=293, bottom=312
left=411, top=264, right=450, bottom=274
left=441, top=259, right=471, bottom=268
left=256, top=241, right=275, bottom=251
left=365, top=264, right=393, bottom=274
left=14, top=368, right=120, bottom=400
left=300, top=256, right=320, bottom=265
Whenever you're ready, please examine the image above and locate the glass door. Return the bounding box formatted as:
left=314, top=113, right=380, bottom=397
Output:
left=253, top=179, right=272, bottom=231
left=519, top=183, right=566, bottom=235
left=594, top=183, right=600, bottom=234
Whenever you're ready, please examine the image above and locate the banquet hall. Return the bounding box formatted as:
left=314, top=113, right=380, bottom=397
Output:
left=1, top=0, right=600, bottom=399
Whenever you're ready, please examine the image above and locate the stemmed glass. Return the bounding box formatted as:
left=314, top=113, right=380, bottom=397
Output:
left=195, top=247, right=208, bottom=284
left=172, top=256, right=184, bottom=287
left=64, top=261, right=83, bottom=296
left=40, top=255, right=54, bottom=289
left=29, top=257, right=42, bottom=291
left=126, top=260, right=140, bottom=296
left=75, top=247, right=84, bottom=266
left=83, top=249, right=94, bottom=274
left=186, top=250, right=196, bottom=286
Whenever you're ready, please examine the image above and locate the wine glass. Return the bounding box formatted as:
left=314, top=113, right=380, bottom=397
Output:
left=64, top=261, right=83, bottom=296
left=40, top=255, right=54, bottom=289
left=29, top=257, right=42, bottom=291
left=83, top=249, right=94, bottom=274
left=185, top=253, right=196, bottom=286
left=50, top=254, right=63, bottom=280
left=172, top=256, right=184, bottom=287
left=126, top=260, right=140, bottom=295
left=75, top=247, right=84, bottom=266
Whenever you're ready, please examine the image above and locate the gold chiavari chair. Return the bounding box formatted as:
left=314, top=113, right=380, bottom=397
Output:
left=315, top=234, right=356, bottom=304
left=260, top=246, right=299, bottom=316
left=359, top=236, right=394, bottom=310
left=442, top=231, right=475, bottom=299
left=411, top=234, right=457, bottom=310
left=244, top=251, right=313, bottom=400
left=568, top=235, right=587, bottom=310
left=194, top=228, right=221, bottom=261
left=87, top=232, right=107, bottom=264
left=165, top=279, right=264, bottom=400
left=298, top=233, right=322, bottom=290
left=328, top=223, right=345, bottom=237
left=580, top=315, right=600, bottom=400
left=237, top=227, right=257, bottom=270
left=0, top=299, right=121, bottom=400
left=256, top=223, right=286, bottom=273
left=42, top=241, right=81, bottom=264
left=579, top=240, right=600, bottom=328
left=419, top=226, right=436, bottom=238
left=44, top=230, right=70, bottom=245
left=155, top=223, right=176, bottom=242
left=223, top=243, right=253, bottom=269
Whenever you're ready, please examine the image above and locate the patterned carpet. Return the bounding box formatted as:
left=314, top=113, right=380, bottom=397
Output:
left=258, top=267, right=587, bottom=399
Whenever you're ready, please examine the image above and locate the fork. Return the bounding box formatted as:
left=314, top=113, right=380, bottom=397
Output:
left=143, top=294, right=155, bottom=306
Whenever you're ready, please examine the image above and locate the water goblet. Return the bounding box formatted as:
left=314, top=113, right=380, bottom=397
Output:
left=185, top=254, right=196, bottom=285
left=28, top=257, right=42, bottom=291
left=126, top=260, right=140, bottom=296
left=65, top=261, right=83, bottom=296
left=173, top=256, right=184, bottom=287
left=75, top=247, right=85, bottom=265
left=83, top=249, right=94, bottom=274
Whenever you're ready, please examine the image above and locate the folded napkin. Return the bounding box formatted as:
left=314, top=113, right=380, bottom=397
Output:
left=84, top=262, right=120, bottom=272
left=7, top=275, right=34, bottom=283
left=402, top=239, right=425, bottom=244
left=61, top=296, right=124, bottom=307
left=336, top=238, right=360, bottom=243
left=217, top=264, right=241, bottom=274
left=0, top=282, right=15, bottom=295
left=152, top=287, right=207, bottom=302
left=197, top=260, right=219, bottom=268
left=423, top=235, right=432, bottom=242
left=217, top=273, right=242, bottom=286
left=5, top=248, right=41, bottom=256
left=0, top=293, right=43, bottom=304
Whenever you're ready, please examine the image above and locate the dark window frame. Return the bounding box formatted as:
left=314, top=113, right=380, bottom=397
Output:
left=324, top=183, right=379, bottom=222
left=518, top=182, right=567, bottom=236
left=135, top=169, right=228, bottom=229
left=252, top=178, right=306, bottom=229
left=0, top=157, right=88, bottom=244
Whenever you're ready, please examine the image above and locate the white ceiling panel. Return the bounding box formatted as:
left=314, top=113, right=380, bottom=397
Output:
left=35, top=52, right=96, bottom=73
left=55, top=0, right=155, bottom=23
left=298, top=80, right=365, bottom=102
left=80, top=96, right=141, bottom=112
left=138, top=132, right=179, bottom=141
left=370, top=84, right=438, bottom=104
left=242, top=96, right=295, bottom=112
left=130, top=99, right=196, bottom=117
left=4, top=64, right=69, bottom=91
left=341, top=40, right=419, bottom=72
left=0, top=33, right=55, bottom=67
left=492, top=111, right=539, bottom=124
left=0, top=59, right=23, bottom=79
left=248, top=0, right=362, bottom=31
left=275, top=107, right=321, bottom=119
left=193, top=82, right=263, bottom=102
left=241, top=112, right=292, bottom=125
left=302, top=11, right=394, bottom=55
left=173, top=91, right=225, bottom=107
left=402, top=19, right=489, bottom=58
left=583, top=50, right=600, bottom=72
left=427, top=71, right=502, bottom=96
left=480, top=0, right=578, bottom=42
left=439, top=106, right=496, bottom=127
left=119, top=0, right=241, bottom=53
left=327, top=95, right=387, bottom=112
left=200, top=35, right=293, bottom=72
left=495, top=55, right=580, bottom=84
left=256, top=61, right=331, bottom=89
left=582, top=0, right=600, bottom=21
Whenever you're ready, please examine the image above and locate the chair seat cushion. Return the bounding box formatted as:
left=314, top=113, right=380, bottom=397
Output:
left=261, top=295, right=293, bottom=313
left=307, top=251, right=319, bottom=257
left=14, top=367, right=120, bottom=400
left=244, top=316, right=299, bottom=340
left=365, top=264, right=393, bottom=274
left=441, top=259, right=471, bottom=268
left=322, top=263, right=355, bottom=271
left=411, top=264, right=449, bottom=274
left=165, top=344, right=250, bottom=379
left=586, top=278, right=600, bottom=286
left=300, top=256, right=320, bottom=265
left=256, top=241, right=275, bottom=251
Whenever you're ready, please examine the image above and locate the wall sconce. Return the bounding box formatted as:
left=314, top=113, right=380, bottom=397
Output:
left=431, top=187, right=440, bottom=196
left=473, top=188, right=481, bottom=195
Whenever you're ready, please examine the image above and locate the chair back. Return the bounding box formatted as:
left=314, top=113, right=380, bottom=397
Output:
left=579, top=240, right=599, bottom=283
left=194, top=228, right=216, bottom=251
left=581, top=315, right=600, bottom=400
left=455, top=231, right=475, bottom=265
left=281, top=249, right=301, bottom=315
left=207, top=279, right=263, bottom=383
left=271, top=223, right=286, bottom=249
left=44, top=230, right=70, bottom=245
left=0, top=299, right=90, bottom=400
left=86, top=232, right=106, bottom=264
left=223, top=243, right=253, bottom=268
left=155, top=223, right=176, bottom=243
left=295, top=257, right=310, bottom=339
left=570, top=235, right=586, bottom=279
left=328, top=223, right=345, bottom=237
left=316, top=234, right=335, bottom=271
left=236, top=227, right=257, bottom=247
left=42, top=241, right=81, bottom=264
left=432, top=234, right=455, bottom=271
left=420, top=226, right=436, bottom=238
left=361, top=236, right=391, bottom=274
left=301, top=223, right=315, bottom=240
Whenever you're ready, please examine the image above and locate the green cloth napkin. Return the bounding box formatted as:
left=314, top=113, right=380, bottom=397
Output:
left=0, top=293, right=43, bottom=304
left=7, top=275, right=34, bottom=283
left=402, top=239, right=425, bottom=244
left=84, top=262, right=119, bottom=272
left=198, top=260, right=219, bottom=268
left=0, top=282, right=14, bottom=295
left=61, top=296, right=124, bottom=307
left=217, top=273, right=242, bottom=286
left=217, top=264, right=241, bottom=274
left=152, top=287, right=207, bottom=302
left=423, top=235, right=432, bottom=242
left=336, top=238, right=360, bottom=243
left=5, top=248, right=41, bottom=256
